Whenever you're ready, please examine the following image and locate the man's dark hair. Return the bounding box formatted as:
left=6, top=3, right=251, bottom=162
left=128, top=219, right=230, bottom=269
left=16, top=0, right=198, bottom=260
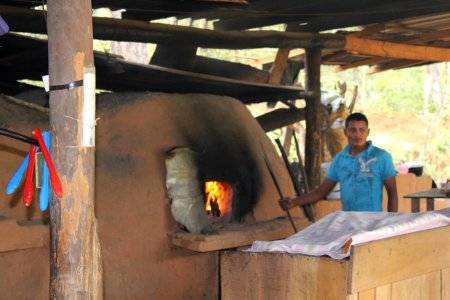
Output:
left=345, top=112, right=369, bottom=128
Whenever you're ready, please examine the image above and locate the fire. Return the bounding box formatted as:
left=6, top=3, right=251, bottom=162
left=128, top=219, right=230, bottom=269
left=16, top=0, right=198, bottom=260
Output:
left=205, top=181, right=226, bottom=217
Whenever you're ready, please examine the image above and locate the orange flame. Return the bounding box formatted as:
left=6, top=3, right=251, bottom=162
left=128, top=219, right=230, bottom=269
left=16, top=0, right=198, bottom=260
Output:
left=205, top=181, right=226, bottom=215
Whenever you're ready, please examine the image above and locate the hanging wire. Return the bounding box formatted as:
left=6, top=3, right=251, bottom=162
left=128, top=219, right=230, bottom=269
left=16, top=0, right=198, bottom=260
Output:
left=0, top=128, right=39, bottom=146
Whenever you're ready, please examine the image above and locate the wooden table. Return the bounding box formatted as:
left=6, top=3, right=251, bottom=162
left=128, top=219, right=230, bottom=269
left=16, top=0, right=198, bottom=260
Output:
left=403, top=188, right=450, bottom=212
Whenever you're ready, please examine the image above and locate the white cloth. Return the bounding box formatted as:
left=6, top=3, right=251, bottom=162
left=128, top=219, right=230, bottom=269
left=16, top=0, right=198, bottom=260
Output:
left=246, top=208, right=450, bottom=259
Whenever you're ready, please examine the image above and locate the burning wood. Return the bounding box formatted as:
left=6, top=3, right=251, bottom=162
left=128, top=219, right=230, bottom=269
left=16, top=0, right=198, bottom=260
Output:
left=205, top=181, right=233, bottom=223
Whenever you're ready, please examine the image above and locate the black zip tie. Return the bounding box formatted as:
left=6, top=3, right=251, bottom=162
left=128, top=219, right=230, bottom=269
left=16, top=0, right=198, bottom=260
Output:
left=49, top=79, right=83, bottom=91
left=0, top=128, right=39, bottom=146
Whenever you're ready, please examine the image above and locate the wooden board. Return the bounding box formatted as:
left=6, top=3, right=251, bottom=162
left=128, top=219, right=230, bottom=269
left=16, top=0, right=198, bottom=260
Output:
left=349, top=225, right=450, bottom=293
left=98, top=59, right=307, bottom=103
left=347, top=270, right=447, bottom=300
left=443, top=267, right=450, bottom=300
left=221, top=251, right=349, bottom=300
left=170, top=217, right=310, bottom=252
left=390, top=270, right=441, bottom=300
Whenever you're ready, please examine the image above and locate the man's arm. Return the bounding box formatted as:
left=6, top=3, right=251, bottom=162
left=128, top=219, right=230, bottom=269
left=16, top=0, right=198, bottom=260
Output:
left=384, top=176, right=398, bottom=212
left=279, top=178, right=337, bottom=210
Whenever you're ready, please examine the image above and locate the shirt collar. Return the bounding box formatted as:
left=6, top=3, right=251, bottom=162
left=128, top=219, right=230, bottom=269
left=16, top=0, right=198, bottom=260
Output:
left=343, top=140, right=373, bottom=156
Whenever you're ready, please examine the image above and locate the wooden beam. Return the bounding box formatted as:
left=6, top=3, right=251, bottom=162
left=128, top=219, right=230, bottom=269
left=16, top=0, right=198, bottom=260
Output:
left=345, top=36, right=450, bottom=61
left=47, top=0, right=102, bottom=298
left=289, top=1, right=450, bottom=33
left=268, top=48, right=291, bottom=85
left=333, top=57, right=387, bottom=72
left=170, top=217, right=309, bottom=252
left=256, top=108, right=306, bottom=132
left=304, top=47, right=322, bottom=189
left=366, top=59, right=426, bottom=74
left=348, top=23, right=387, bottom=38
left=0, top=5, right=346, bottom=49
left=151, top=44, right=198, bottom=70
left=249, top=49, right=305, bottom=67
left=267, top=23, right=308, bottom=85
left=321, top=50, right=349, bottom=63
left=350, top=225, right=450, bottom=293
left=193, top=56, right=270, bottom=83
left=394, top=28, right=450, bottom=44
left=334, top=29, right=450, bottom=72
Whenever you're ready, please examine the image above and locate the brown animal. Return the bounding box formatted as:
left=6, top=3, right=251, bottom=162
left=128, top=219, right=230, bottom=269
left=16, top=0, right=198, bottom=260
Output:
left=323, top=81, right=358, bottom=157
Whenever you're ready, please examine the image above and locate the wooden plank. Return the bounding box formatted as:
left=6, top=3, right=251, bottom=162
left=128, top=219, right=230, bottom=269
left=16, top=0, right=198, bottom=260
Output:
left=443, top=267, right=450, bottom=300
left=296, top=4, right=450, bottom=34
left=375, top=284, right=391, bottom=300
left=322, top=50, right=351, bottom=64
left=268, top=48, right=291, bottom=85
left=349, top=23, right=387, bottom=38
left=256, top=108, right=306, bottom=132
left=221, top=251, right=348, bottom=300
left=358, top=288, right=375, bottom=300
left=316, top=258, right=349, bottom=300
left=345, top=36, right=450, bottom=62
left=101, top=59, right=308, bottom=103
left=170, top=217, right=310, bottom=252
left=347, top=294, right=358, bottom=300
left=349, top=225, right=450, bottom=293
left=390, top=270, right=441, bottom=300
left=392, top=174, right=415, bottom=212
left=193, top=56, right=270, bottom=83
left=366, top=60, right=425, bottom=74
left=249, top=49, right=305, bottom=67
left=1, top=5, right=346, bottom=49
left=334, top=57, right=387, bottom=73
left=336, top=28, right=450, bottom=73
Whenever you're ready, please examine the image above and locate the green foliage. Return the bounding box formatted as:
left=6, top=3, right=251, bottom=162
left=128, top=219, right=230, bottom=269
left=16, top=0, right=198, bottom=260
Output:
left=321, top=65, right=427, bottom=113
left=368, top=68, right=425, bottom=112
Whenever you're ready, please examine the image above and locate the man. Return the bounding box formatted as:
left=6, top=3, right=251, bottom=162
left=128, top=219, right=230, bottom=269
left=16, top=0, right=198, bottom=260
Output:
left=279, top=112, right=398, bottom=212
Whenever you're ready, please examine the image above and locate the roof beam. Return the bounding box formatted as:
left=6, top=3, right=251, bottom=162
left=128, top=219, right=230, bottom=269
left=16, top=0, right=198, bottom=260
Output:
left=0, top=5, right=345, bottom=49
left=292, top=1, right=450, bottom=33
left=333, top=57, right=387, bottom=72
left=366, top=60, right=426, bottom=74
left=249, top=49, right=305, bottom=67
left=333, top=28, right=450, bottom=72
left=321, top=50, right=349, bottom=63
left=345, top=36, right=450, bottom=62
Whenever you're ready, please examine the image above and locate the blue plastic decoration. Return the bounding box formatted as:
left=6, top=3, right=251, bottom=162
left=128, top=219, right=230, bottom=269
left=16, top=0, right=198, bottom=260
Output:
left=39, top=131, right=51, bottom=211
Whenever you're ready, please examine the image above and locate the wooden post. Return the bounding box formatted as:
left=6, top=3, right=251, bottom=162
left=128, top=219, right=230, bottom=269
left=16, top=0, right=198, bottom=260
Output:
left=47, top=1, right=103, bottom=298
left=304, top=47, right=322, bottom=189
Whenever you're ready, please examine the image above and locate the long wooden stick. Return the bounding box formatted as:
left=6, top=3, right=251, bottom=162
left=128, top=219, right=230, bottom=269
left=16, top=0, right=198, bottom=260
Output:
left=275, top=138, right=314, bottom=222
left=260, top=144, right=297, bottom=233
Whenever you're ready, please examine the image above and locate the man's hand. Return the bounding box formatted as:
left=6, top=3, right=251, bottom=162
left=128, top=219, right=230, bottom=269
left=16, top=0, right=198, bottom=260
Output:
left=278, top=197, right=295, bottom=211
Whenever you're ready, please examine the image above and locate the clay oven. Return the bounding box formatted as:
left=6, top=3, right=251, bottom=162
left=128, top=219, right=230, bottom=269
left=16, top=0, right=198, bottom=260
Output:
left=0, top=92, right=307, bottom=299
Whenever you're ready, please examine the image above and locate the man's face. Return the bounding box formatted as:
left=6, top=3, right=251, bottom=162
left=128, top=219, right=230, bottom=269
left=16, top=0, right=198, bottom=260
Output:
left=344, top=120, right=370, bottom=147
